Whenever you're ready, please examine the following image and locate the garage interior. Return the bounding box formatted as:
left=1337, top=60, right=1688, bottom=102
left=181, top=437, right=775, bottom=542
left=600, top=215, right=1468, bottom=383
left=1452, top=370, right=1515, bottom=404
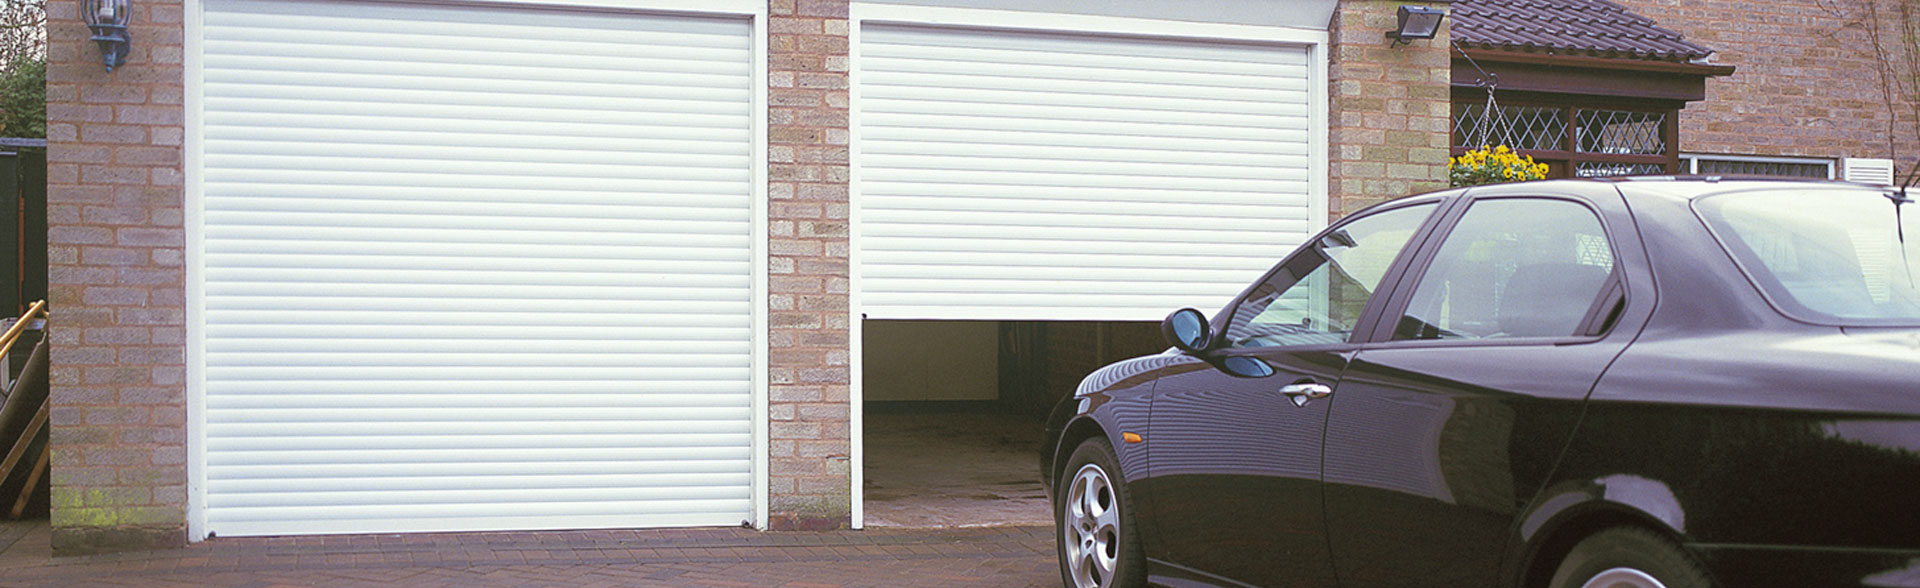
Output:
left=862, top=319, right=1165, bottom=527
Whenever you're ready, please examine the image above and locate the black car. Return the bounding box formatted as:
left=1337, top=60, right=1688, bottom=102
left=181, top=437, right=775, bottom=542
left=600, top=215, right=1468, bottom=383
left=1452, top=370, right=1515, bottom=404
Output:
left=1040, top=178, right=1920, bottom=588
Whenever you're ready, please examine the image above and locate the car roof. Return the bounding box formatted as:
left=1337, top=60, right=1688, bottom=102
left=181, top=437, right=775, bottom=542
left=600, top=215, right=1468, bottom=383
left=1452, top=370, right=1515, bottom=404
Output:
left=1589, top=176, right=1893, bottom=201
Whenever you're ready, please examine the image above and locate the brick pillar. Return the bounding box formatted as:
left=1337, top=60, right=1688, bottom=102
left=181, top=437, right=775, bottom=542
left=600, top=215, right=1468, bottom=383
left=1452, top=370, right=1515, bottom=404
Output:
left=1329, top=0, right=1453, bottom=219
left=766, top=0, right=852, bottom=530
left=45, top=0, right=190, bottom=554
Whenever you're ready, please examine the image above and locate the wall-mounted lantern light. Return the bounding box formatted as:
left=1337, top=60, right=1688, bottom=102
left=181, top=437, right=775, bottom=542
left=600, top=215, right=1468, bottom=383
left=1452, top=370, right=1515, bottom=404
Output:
left=1385, top=5, right=1446, bottom=47
left=82, top=0, right=132, bottom=72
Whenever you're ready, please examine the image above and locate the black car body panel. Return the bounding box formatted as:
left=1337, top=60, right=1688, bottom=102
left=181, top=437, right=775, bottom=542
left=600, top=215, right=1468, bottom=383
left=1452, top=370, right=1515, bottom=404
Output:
left=1039, top=352, right=1169, bottom=502
left=1322, top=180, right=1659, bottom=587
left=1137, top=349, right=1348, bottom=587
left=1041, top=178, right=1920, bottom=588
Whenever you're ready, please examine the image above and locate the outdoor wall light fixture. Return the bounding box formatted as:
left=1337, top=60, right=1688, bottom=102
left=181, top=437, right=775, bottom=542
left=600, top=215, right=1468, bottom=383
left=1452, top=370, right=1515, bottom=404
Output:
left=1386, top=5, right=1446, bottom=47
left=82, top=0, right=132, bottom=72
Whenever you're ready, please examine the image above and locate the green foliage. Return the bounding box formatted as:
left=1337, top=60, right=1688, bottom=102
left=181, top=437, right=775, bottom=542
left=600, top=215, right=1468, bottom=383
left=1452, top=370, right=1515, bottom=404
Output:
left=0, top=56, right=42, bottom=138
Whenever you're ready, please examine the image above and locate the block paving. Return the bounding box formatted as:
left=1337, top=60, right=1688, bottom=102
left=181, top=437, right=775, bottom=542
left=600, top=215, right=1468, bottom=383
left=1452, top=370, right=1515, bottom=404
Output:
left=0, top=521, right=1057, bottom=587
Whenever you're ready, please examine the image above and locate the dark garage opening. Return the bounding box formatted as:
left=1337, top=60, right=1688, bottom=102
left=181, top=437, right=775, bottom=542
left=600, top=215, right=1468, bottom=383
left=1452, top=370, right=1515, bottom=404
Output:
left=862, top=320, right=1164, bottom=527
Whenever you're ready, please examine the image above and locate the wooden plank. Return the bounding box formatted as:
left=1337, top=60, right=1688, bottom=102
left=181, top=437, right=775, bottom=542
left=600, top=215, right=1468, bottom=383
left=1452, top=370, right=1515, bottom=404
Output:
left=1450, top=58, right=1709, bottom=102
left=0, top=400, right=45, bottom=481
left=9, top=442, right=45, bottom=518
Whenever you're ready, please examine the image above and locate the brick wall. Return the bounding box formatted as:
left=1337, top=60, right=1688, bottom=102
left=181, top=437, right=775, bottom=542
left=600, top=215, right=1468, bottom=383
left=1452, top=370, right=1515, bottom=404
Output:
left=765, top=0, right=853, bottom=531
left=1329, top=0, right=1454, bottom=219
left=1619, top=0, right=1920, bottom=166
left=44, top=0, right=190, bottom=554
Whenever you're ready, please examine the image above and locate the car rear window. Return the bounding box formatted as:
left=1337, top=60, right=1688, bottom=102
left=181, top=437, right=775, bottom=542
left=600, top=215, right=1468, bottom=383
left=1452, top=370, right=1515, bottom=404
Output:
left=1695, top=188, right=1920, bottom=325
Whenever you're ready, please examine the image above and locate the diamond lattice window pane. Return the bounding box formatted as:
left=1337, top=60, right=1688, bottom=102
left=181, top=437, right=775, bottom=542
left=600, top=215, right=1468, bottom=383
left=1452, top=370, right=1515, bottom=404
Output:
left=1576, top=110, right=1667, bottom=154
left=1453, top=103, right=1566, bottom=151
left=1576, top=162, right=1667, bottom=178
left=1696, top=159, right=1830, bottom=178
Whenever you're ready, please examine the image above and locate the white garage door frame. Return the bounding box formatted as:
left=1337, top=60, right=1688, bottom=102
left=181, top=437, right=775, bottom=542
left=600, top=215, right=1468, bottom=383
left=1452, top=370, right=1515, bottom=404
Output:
left=847, top=3, right=1329, bottom=528
left=184, top=0, right=770, bottom=541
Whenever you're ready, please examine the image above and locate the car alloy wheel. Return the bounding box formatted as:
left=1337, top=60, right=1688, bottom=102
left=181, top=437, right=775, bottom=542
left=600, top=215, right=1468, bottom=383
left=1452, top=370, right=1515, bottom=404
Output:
left=1056, top=437, right=1142, bottom=588
left=1064, top=462, right=1120, bottom=588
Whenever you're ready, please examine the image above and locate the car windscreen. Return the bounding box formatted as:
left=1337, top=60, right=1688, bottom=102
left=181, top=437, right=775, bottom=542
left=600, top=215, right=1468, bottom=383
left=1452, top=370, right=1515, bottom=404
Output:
left=1695, top=187, right=1920, bottom=325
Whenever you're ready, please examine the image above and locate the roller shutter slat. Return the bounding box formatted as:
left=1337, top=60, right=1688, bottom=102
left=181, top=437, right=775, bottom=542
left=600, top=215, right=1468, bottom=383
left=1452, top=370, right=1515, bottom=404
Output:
left=209, top=447, right=751, bottom=467
left=213, top=462, right=751, bottom=479
left=213, top=473, right=752, bottom=493
left=206, top=112, right=753, bottom=142
left=208, top=512, right=751, bottom=537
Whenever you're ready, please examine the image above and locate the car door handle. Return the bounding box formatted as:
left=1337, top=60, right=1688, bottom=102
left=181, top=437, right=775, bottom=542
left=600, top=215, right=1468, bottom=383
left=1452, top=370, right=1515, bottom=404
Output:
left=1280, top=383, right=1333, bottom=407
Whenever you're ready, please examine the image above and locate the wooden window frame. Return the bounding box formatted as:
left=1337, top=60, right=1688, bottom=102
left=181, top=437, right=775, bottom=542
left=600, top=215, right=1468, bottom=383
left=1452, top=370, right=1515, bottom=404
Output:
left=1451, top=89, right=1682, bottom=179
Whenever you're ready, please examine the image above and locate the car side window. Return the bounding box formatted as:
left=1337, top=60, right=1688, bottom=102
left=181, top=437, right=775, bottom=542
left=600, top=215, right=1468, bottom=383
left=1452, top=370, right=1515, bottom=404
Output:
left=1393, top=198, right=1616, bottom=341
left=1223, top=203, right=1437, bottom=348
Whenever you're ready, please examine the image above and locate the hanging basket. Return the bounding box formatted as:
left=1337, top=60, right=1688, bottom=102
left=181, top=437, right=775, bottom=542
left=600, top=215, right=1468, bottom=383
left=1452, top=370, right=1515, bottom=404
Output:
left=1450, top=145, right=1548, bottom=187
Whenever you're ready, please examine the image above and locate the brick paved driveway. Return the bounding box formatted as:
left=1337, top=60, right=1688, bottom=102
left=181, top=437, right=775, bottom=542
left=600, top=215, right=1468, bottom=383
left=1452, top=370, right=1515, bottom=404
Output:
left=0, top=521, right=1059, bottom=587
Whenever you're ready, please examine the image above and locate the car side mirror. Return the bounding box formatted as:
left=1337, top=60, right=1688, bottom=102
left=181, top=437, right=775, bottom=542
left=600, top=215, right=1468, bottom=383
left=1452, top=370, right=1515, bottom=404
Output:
left=1162, top=308, right=1212, bottom=353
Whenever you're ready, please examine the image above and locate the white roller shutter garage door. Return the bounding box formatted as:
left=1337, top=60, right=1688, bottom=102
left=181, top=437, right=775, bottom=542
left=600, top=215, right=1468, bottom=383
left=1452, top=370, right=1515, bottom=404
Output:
left=855, top=20, right=1323, bottom=321
left=197, top=0, right=759, bottom=536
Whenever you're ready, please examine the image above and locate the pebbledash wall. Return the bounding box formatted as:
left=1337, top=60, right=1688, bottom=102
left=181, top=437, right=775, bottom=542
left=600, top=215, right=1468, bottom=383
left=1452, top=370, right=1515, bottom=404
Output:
left=44, top=0, right=1450, bottom=553
left=1620, top=0, right=1920, bottom=173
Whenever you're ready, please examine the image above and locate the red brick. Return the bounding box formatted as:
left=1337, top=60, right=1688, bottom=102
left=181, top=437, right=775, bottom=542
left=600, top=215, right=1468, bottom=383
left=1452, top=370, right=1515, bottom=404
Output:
left=116, top=227, right=183, bottom=247
left=49, top=226, right=112, bottom=245
left=50, top=103, right=114, bottom=123
left=116, top=105, right=183, bottom=126
left=81, top=246, right=144, bottom=266
left=80, top=124, right=148, bottom=144
left=153, top=446, right=186, bottom=465
left=82, top=286, right=148, bottom=306
left=796, top=0, right=848, bottom=18
left=114, top=145, right=181, bottom=166
left=47, top=146, right=108, bottom=164
left=117, top=268, right=182, bottom=286
left=797, top=73, right=848, bottom=90
left=78, top=84, right=147, bottom=104
left=83, top=409, right=149, bottom=428
left=797, top=35, right=849, bottom=55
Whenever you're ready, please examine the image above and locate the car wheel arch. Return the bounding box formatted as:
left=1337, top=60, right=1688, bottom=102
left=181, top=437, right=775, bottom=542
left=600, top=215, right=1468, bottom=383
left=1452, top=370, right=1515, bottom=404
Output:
left=1513, top=499, right=1691, bottom=588
left=1052, top=417, right=1113, bottom=488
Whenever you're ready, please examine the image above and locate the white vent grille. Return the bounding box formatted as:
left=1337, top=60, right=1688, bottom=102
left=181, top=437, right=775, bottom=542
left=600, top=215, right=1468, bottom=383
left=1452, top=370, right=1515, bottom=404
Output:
left=198, top=0, right=756, bottom=537
left=1843, top=158, right=1897, bottom=185
left=855, top=23, right=1320, bottom=321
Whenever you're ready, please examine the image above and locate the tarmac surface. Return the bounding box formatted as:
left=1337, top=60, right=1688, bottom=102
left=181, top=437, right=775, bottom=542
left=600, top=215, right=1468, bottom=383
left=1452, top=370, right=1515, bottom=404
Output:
left=0, top=520, right=1059, bottom=587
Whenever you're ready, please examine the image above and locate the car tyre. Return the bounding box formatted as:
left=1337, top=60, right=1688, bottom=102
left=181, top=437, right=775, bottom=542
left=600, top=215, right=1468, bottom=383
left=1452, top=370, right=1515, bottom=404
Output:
left=1056, top=436, right=1145, bottom=588
left=1548, top=527, right=1712, bottom=588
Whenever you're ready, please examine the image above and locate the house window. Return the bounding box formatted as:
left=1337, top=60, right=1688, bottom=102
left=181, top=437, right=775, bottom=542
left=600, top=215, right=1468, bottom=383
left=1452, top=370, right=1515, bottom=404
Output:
left=1576, top=109, right=1666, bottom=155
left=1681, top=154, right=1834, bottom=179
left=1452, top=103, right=1564, bottom=152
left=1576, top=162, right=1668, bottom=178
left=1451, top=95, right=1679, bottom=179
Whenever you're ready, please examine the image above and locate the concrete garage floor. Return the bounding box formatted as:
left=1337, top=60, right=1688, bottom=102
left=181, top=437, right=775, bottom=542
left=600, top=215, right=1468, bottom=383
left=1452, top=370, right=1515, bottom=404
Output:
left=863, top=411, right=1054, bottom=528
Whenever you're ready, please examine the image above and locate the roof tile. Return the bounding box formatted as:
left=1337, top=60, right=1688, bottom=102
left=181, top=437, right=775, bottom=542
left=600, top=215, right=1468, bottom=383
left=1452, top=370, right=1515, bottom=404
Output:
left=1451, top=0, right=1715, bottom=62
